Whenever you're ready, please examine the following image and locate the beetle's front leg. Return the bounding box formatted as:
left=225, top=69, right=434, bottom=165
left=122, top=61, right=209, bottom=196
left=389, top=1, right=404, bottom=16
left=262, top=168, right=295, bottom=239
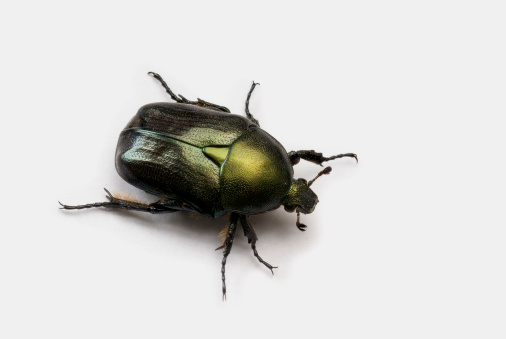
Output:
left=148, top=72, right=230, bottom=113
left=288, top=150, right=358, bottom=166
left=239, top=215, right=277, bottom=274
left=220, top=213, right=239, bottom=300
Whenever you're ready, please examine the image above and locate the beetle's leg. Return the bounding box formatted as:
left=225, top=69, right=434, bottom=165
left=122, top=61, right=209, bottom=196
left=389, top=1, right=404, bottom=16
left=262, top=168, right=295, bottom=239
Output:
left=220, top=213, right=239, bottom=300
left=239, top=215, right=277, bottom=274
left=147, top=72, right=183, bottom=103
left=296, top=209, right=307, bottom=231
left=244, top=81, right=260, bottom=126
left=191, top=97, right=231, bottom=113
left=288, top=150, right=358, bottom=166
left=148, top=72, right=230, bottom=113
left=59, top=188, right=194, bottom=214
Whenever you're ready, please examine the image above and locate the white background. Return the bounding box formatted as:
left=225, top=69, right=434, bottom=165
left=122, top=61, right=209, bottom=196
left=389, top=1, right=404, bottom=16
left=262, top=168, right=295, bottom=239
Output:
left=1, top=1, right=505, bottom=338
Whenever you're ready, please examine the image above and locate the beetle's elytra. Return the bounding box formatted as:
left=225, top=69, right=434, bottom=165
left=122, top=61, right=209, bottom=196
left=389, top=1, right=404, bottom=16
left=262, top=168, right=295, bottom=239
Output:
left=60, top=72, right=357, bottom=299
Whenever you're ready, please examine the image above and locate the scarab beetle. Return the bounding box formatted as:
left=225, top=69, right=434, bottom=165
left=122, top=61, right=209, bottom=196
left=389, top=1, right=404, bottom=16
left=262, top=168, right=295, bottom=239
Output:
left=60, top=72, right=357, bottom=298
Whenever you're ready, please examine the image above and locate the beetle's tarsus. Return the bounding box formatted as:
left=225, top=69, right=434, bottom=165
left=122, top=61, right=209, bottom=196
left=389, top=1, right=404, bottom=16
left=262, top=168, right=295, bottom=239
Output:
left=221, top=213, right=239, bottom=300
left=245, top=81, right=260, bottom=126
left=59, top=190, right=184, bottom=214
left=324, top=153, right=358, bottom=164
left=239, top=215, right=277, bottom=274
left=253, top=243, right=278, bottom=274
left=148, top=71, right=184, bottom=103
left=148, top=72, right=231, bottom=112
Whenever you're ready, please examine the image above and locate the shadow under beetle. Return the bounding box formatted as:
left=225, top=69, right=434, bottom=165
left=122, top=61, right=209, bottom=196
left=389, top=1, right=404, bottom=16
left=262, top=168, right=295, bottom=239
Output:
left=60, top=72, right=357, bottom=299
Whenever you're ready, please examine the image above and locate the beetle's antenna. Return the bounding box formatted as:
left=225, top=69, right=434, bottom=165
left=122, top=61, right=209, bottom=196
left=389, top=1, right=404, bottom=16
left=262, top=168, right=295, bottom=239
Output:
left=308, top=166, right=332, bottom=187
left=296, top=209, right=307, bottom=231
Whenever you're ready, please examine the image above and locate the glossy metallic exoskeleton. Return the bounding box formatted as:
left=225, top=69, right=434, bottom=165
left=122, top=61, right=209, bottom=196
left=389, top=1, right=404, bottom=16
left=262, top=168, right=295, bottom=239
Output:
left=60, top=72, right=357, bottom=299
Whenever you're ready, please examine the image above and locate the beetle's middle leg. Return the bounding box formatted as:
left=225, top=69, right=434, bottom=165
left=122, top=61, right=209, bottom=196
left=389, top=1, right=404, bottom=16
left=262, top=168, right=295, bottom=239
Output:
left=148, top=72, right=230, bottom=113
left=239, top=215, right=277, bottom=274
left=288, top=150, right=358, bottom=166
left=244, top=81, right=260, bottom=126
left=59, top=188, right=194, bottom=214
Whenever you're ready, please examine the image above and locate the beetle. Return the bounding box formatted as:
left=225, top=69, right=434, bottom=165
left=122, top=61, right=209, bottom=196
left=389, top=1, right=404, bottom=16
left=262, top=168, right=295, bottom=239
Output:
left=60, top=72, right=357, bottom=298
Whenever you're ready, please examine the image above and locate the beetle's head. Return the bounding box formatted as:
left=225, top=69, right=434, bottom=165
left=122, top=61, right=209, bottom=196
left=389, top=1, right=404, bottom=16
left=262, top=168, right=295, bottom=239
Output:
left=283, top=166, right=332, bottom=231
left=283, top=179, right=318, bottom=214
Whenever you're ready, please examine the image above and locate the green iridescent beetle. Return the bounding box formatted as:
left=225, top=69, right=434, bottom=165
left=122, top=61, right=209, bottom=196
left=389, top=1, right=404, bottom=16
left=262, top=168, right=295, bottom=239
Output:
left=60, top=72, right=357, bottom=298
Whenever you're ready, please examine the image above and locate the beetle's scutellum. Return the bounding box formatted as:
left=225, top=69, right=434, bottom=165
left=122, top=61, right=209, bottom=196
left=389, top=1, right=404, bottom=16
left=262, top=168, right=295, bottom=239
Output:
left=60, top=72, right=357, bottom=299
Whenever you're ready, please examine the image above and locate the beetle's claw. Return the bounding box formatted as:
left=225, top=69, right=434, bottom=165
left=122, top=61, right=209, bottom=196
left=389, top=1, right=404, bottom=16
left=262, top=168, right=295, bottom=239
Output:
left=103, top=188, right=114, bottom=201
left=296, top=223, right=307, bottom=231
left=58, top=201, right=75, bottom=210
left=59, top=201, right=79, bottom=210
left=353, top=154, right=359, bottom=163
left=215, top=244, right=225, bottom=251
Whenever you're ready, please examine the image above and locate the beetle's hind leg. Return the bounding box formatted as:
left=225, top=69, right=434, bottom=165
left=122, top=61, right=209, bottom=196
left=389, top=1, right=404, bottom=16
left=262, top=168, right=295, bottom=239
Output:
left=239, top=215, right=277, bottom=274
left=218, top=213, right=239, bottom=300
left=148, top=72, right=182, bottom=103
left=288, top=150, right=358, bottom=166
left=59, top=188, right=193, bottom=214
left=244, top=81, right=260, bottom=126
left=148, top=72, right=230, bottom=113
